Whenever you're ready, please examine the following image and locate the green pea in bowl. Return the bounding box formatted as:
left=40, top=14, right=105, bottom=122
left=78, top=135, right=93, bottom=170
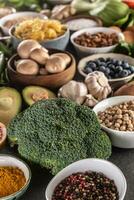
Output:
left=0, top=154, right=31, bottom=200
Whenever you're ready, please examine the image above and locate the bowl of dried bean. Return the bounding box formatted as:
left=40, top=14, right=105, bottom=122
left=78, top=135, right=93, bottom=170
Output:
left=71, top=27, right=124, bottom=57
left=93, top=96, right=134, bottom=148
left=45, top=158, right=127, bottom=200
left=0, top=154, right=31, bottom=200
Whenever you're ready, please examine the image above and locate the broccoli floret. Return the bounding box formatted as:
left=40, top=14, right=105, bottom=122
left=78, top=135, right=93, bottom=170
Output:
left=7, top=98, right=111, bottom=175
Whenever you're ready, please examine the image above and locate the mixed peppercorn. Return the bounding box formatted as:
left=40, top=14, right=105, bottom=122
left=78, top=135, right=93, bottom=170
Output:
left=84, top=57, right=134, bottom=79
left=52, top=171, right=119, bottom=200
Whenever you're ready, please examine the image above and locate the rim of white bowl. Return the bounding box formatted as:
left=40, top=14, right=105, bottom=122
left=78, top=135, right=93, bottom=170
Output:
left=70, top=27, right=124, bottom=50
left=93, top=96, right=134, bottom=135
left=0, top=154, right=31, bottom=200
left=45, top=158, right=127, bottom=200
left=77, top=53, right=134, bottom=81
left=9, top=25, right=69, bottom=42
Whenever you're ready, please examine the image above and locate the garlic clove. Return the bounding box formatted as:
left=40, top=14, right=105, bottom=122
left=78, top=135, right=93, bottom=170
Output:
left=83, top=94, right=98, bottom=107
left=58, top=80, right=88, bottom=104
left=98, top=76, right=108, bottom=87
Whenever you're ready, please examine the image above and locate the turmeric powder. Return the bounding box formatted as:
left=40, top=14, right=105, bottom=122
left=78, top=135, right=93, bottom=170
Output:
left=0, top=166, right=26, bottom=198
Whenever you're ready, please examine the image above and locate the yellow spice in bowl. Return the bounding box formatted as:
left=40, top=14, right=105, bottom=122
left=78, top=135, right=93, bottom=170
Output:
left=14, top=18, right=67, bottom=41
left=0, top=166, right=26, bottom=198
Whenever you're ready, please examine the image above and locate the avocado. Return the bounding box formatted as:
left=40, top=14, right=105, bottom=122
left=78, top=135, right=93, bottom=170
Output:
left=0, top=87, right=22, bottom=125
left=22, top=86, right=56, bottom=106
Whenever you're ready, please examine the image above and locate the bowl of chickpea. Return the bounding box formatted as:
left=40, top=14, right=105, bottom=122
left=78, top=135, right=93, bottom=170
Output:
left=93, top=96, right=134, bottom=148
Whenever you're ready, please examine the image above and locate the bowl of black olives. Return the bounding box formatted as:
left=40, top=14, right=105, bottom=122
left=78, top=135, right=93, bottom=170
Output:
left=78, top=53, right=134, bottom=89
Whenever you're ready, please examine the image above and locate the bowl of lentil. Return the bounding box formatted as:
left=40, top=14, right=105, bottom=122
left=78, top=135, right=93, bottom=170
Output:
left=70, top=27, right=124, bottom=57
left=0, top=154, right=31, bottom=200
left=93, top=96, right=134, bottom=148
left=45, top=158, right=127, bottom=200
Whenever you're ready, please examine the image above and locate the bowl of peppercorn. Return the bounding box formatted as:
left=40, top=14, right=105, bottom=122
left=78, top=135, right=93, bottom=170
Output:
left=78, top=53, right=134, bottom=90
left=45, top=158, right=127, bottom=200
left=70, top=27, right=124, bottom=57
left=93, top=96, right=134, bottom=148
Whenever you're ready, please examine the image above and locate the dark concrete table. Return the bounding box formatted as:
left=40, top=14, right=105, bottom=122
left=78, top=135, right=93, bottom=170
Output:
left=1, top=147, right=134, bottom=200
left=1, top=45, right=133, bottom=200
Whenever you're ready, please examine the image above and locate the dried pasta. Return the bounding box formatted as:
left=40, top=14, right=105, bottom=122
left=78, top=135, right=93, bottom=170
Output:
left=14, top=18, right=67, bottom=41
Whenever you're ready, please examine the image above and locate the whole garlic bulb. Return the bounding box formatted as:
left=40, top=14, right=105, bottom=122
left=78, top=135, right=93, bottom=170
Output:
left=58, top=80, right=88, bottom=104
left=83, top=94, right=98, bottom=107
left=85, top=71, right=112, bottom=101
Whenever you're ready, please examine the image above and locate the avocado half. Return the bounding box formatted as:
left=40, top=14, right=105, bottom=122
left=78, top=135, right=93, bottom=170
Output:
left=22, top=86, right=56, bottom=106
left=0, top=87, right=22, bottom=125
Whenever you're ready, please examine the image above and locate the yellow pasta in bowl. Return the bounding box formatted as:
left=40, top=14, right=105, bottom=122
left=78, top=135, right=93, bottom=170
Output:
left=14, top=18, right=67, bottom=41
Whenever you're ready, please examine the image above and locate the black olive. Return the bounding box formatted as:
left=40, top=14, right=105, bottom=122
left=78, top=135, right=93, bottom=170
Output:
left=115, top=66, right=123, bottom=72
left=98, top=57, right=106, bottom=62
left=107, top=64, right=115, bottom=71
left=115, top=73, right=120, bottom=78
left=105, top=68, right=111, bottom=75
left=119, top=70, right=129, bottom=78
left=106, top=57, right=112, bottom=62
left=99, top=66, right=106, bottom=73
left=84, top=67, right=93, bottom=74
left=115, top=60, right=122, bottom=66
left=122, top=62, right=129, bottom=69
left=127, top=70, right=132, bottom=75
left=87, top=62, right=97, bottom=70
left=130, top=66, right=134, bottom=73
left=95, top=60, right=101, bottom=66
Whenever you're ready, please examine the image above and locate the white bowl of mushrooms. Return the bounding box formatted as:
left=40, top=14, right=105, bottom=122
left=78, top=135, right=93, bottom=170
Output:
left=93, top=96, right=134, bottom=148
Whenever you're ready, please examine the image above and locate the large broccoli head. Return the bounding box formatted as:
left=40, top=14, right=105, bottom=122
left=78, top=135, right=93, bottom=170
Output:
left=7, top=98, right=111, bottom=175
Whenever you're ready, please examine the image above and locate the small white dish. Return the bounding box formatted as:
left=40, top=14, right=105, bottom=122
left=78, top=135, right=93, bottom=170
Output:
left=45, top=158, right=127, bottom=200
left=93, top=96, right=134, bottom=148
left=0, top=11, right=47, bottom=35
left=71, top=27, right=124, bottom=57
left=0, top=154, right=31, bottom=200
left=78, top=53, right=134, bottom=89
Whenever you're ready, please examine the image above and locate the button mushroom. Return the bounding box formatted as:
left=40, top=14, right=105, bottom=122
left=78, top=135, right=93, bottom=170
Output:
left=30, top=47, right=49, bottom=65
left=16, top=59, right=39, bottom=75
left=45, top=55, right=66, bottom=74
left=17, top=40, right=41, bottom=59
left=51, top=53, right=71, bottom=66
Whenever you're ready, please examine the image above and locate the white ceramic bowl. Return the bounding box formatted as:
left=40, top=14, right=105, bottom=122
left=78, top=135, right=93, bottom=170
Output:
left=71, top=27, right=124, bottom=57
left=45, top=158, right=127, bottom=200
left=9, top=26, right=70, bottom=50
left=93, top=96, right=134, bottom=148
left=0, top=12, right=47, bottom=35
left=0, top=154, right=31, bottom=200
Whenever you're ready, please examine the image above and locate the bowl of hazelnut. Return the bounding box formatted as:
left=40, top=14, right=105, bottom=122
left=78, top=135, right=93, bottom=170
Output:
left=71, top=27, right=124, bottom=57
left=93, top=96, right=134, bottom=148
left=7, top=40, right=76, bottom=88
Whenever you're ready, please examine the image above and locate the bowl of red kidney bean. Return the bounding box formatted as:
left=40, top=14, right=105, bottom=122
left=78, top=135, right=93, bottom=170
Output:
left=78, top=53, right=134, bottom=89
left=45, top=158, right=127, bottom=200
left=71, top=27, right=124, bottom=57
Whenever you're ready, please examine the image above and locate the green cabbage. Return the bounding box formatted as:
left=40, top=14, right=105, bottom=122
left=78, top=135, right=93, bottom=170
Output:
left=71, top=0, right=108, bottom=13
left=96, top=0, right=129, bottom=26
